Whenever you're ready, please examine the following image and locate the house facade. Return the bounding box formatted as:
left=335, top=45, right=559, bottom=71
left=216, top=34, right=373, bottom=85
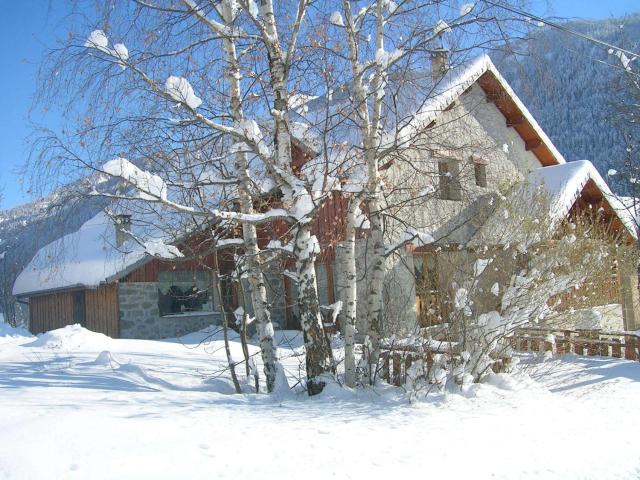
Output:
left=13, top=55, right=639, bottom=339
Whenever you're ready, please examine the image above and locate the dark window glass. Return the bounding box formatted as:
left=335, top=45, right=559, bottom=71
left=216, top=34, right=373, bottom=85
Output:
left=158, top=285, right=210, bottom=316
left=474, top=163, right=487, bottom=187
left=438, top=160, right=461, bottom=201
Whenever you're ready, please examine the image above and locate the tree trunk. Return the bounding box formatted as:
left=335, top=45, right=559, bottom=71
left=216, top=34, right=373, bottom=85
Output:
left=237, top=277, right=253, bottom=382
left=253, top=0, right=334, bottom=394
left=342, top=0, right=388, bottom=381
left=221, top=2, right=278, bottom=392
left=339, top=199, right=359, bottom=387
left=213, top=269, right=242, bottom=394
left=363, top=191, right=385, bottom=374
left=294, top=226, right=336, bottom=395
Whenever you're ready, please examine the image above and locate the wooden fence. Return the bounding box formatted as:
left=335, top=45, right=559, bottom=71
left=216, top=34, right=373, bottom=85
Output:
left=379, top=327, right=639, bottom=386
left=379, top=350, right=427, bottom=386
left=512, top=327, right=639, bottom=361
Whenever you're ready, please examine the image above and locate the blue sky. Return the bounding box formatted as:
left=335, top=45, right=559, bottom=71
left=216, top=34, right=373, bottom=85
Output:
left=0, top=0, right=639, bottom=210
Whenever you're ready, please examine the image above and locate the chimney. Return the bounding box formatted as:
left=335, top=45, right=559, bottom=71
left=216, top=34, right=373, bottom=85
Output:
left=430, top=48, right=449, bottom=81
left=115, top=214, right=132, bottom=248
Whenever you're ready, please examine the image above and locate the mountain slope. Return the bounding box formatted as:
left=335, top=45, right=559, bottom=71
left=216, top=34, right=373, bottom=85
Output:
left=494, top=14, right=640, bottom=187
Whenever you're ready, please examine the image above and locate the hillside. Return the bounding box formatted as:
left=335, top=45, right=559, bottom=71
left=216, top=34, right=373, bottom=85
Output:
left=495, top=14, right=640, bottom=188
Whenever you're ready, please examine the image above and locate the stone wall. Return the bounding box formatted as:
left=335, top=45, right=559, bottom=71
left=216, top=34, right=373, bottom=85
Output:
left=118, top=282, right=221, bottom=339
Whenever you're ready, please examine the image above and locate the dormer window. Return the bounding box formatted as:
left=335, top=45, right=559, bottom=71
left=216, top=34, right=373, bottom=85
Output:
left=438, top=159, right=461, bottom=201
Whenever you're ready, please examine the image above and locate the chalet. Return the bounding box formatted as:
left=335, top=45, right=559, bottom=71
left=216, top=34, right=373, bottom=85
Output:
left=13, top=54, right=639, bottom=339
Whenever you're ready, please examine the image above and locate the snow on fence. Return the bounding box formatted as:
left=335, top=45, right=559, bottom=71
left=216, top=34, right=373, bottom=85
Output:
left=379, top=349, right=429, bottom=386
left=378, top=327, right=639, bottom=387
left=512, top=327, right=639, bottom=361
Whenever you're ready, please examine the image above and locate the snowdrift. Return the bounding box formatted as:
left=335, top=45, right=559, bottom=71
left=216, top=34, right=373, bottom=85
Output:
left=0, top=322, right=33, bottom=340
left=25, top=324, right=112, bottom=350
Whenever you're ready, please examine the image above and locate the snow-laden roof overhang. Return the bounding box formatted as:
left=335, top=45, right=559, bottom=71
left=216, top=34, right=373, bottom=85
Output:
left=467, top=160, right=637, bottom=248
left=12, top=211, right=150, bottom=297
left=11, top=198, right=210, bottom=298
left=391, top=54, right=566, bottom=168
left=527, top=160, right=638, bottom=240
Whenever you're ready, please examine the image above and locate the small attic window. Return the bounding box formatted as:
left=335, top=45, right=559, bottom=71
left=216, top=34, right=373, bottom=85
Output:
left=472, top=156, right=489, bottom=188
left=438, top=160, right=461, bottom=201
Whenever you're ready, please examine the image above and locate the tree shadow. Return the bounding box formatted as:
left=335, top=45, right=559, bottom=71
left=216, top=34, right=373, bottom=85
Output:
left=524, top=354, right=640, bottom=395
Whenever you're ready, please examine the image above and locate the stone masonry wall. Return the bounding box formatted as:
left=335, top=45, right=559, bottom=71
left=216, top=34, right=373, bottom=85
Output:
left=119, top=282, right=221, bottom=339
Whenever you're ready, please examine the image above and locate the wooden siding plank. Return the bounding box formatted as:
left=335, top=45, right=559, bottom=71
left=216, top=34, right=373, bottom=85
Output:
left=29, top=284, right=120, bottom=337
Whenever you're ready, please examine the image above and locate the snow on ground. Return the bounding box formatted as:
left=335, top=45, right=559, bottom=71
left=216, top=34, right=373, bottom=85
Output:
left=1, top=325, right=639, bottom=479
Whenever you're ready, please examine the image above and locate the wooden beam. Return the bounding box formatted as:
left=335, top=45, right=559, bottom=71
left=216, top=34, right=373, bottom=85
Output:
left=525, top=139, right=542, bottom=151
left=485, top=92, right=502, bottom=103
left=506, top=115, right=525, bottom=128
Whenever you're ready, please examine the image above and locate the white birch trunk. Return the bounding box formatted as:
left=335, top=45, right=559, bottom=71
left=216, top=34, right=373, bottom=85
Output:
left=342, top=0, right=388, bottom=377
left=339, top=199, right=359, bottom=387
left=221, top=2, right=278, bottom=392
left=294, top=225, right=336, bottom=395
left=249, top=0, right=335, bottom=394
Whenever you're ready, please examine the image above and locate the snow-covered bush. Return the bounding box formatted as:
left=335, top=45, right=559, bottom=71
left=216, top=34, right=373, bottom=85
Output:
left=390, top=187, right=634, bottom=394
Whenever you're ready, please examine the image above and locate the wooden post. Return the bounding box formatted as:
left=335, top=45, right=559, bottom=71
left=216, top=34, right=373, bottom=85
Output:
left=382, top=352, right=390, bottom=383
left=564, top=330, right=573, bottom=355
left=531, top=338, right=539, bottom=352
left=587, top=331, right=598, bottom=356
left=404, top=355, right=413, bottom=384
left=425, top=351, right=434, bottom=367
left=611, top=338, right=622, bottom=358
left=624, top=336, right=638, bottom=361
left=519, top=337, right=529, bottom=352
left=599, top=337, right=609, bottom=357
left=393, top=353, right=402, bottom=386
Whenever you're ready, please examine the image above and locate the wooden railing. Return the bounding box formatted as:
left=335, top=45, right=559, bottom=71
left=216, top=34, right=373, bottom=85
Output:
left=379, top=349, right=433, bottom=386
left=378, top=328, right=639, bottom=386
left=512, top=327, right=639, bottom=361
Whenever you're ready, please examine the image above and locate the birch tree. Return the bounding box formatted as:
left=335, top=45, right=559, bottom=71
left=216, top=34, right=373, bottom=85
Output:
left=179, top=0, right=280, bottom=393
left=32, top=0, right=340, bottom=394
left=330, top=0, right=531, bottom=382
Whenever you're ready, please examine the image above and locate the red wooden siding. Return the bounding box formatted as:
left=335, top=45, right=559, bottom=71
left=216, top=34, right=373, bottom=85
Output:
left=30, top=284, right=120, bottom=337
left=30, top=290, right=75, bottom=334
left=85, top=284, right=120, bottom=337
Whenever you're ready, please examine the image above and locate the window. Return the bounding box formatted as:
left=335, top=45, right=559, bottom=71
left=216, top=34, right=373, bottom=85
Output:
left=438, top=160, right=461, bottom=201
left=158, top=271, right=213, bottom=316
left=474, top=163, right=487, bottom=187
left=471, top=155, right=489, bottom=188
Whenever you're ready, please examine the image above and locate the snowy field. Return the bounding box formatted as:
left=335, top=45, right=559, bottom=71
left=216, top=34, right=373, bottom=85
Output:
left=1, top=324, right=640, bottom=480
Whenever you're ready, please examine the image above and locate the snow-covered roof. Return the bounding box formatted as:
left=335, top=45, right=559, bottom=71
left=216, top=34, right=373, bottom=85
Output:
left=471, top=160, right=638, bottom=246
left=527, top=160, right=637, bottom=239
left=12, top=205, right=186, bottom=297
left=393, top=55, right=566, bottom=167
left=294, top=54, right=567, bottom=171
